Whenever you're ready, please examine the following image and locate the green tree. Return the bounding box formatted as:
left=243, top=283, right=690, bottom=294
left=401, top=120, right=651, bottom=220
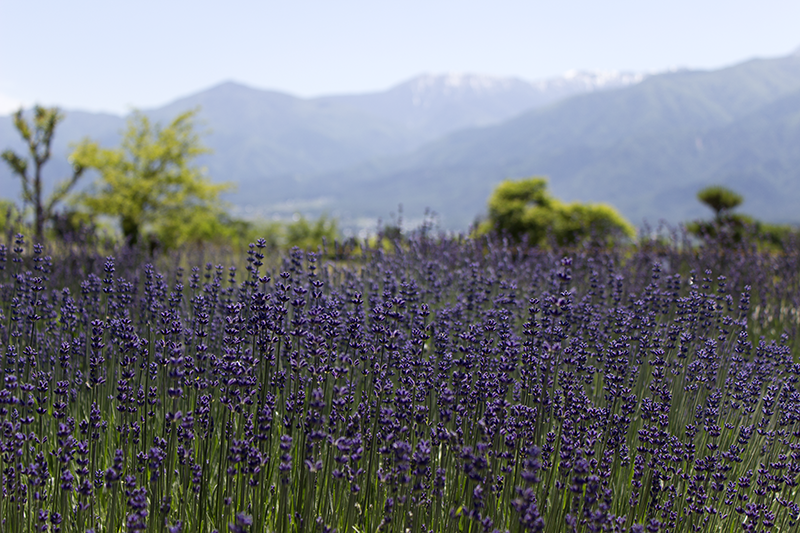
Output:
left=479, top=177, right=635, bottom=247
left=1, top=106, right=85, bottom=242
left=71, top=109, right=233, bottom=249
left=697, top=185, right=743, bottom=220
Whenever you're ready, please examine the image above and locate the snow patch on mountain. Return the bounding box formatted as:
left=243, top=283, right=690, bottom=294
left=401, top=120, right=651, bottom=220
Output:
left=533, top=70, right=647, bottom=91
left=402, top=70, right=647, bottom=108
left=406, top=74, right=529, bottom=107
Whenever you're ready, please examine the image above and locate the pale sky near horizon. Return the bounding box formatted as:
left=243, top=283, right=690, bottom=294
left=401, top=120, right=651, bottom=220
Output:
left=1, top=0, right=799, bottom=115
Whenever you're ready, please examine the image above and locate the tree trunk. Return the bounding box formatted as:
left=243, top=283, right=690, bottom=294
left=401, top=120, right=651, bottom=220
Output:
left=121, top=216, right=139, bottom=245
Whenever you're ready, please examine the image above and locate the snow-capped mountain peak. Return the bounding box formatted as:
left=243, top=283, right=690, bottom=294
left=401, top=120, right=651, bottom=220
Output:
left=532, top=69, right=647, bottom=92
left=316, top=68, right=650, bottom=139
left=398, top=70, right=648, bottom=109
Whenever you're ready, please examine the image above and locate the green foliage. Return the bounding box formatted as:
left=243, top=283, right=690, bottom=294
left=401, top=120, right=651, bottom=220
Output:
left=70, top=108, right=233, bottom=250
left=688, top=213, right=800, bottom=252
left=1, top=106, right=85, bottom=241
left=479, top=177, right=635, bottom=247
left=0, top=199, right=22, bottom=234
left=234, top=214, right=340, bottom=251
left=750, top=220, right=800, bottom=251
left=686, top=213, right=751, bottom=246
left=688, top=185, right=800, bottom=251
left=688, top=185, right=748, bottom=246
left=284, top=215, right=338, bottom=250
left=697, top=185, right=743, bottom=219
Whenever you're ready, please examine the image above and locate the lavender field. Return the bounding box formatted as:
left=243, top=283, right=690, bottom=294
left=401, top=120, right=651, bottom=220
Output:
left=1, top=230, right=799, bottom=533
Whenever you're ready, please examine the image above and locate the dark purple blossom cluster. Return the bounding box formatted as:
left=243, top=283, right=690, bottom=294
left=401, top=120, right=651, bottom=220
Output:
left=0, top=230, right=799, bottom=533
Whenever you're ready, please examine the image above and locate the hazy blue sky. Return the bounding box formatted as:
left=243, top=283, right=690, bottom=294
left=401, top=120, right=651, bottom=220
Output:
left=1, top=0, right=799, bottom=115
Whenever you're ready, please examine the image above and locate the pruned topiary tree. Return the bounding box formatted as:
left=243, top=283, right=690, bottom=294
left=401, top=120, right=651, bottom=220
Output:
left=697, top=185, right=743, bottom=220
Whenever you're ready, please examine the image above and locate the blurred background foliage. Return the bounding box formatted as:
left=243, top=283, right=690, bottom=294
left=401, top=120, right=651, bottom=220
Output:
left=70, top=108, right=233, bottom=250
left=686, top=184, right=799, bottom=252
left=2, top=105, right=799, bottom=256
left=1, top=106, right=85, bottom=242
left=475, top=177, right=636, bottom=247
left=0, top=199, right=21, bottom=234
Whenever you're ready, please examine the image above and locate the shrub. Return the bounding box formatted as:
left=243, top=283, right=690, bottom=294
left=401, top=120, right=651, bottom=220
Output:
left=479, top=177, right=635, bottom=247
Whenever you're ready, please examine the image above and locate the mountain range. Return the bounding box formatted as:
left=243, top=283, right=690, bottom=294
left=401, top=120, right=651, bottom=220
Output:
left=2, top=54, right=799, bottom=233
left=316, top=53, right=800, bottom=229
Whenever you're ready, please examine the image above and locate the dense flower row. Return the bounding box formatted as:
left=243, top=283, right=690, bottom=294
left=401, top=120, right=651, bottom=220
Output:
left=0, top=231, right=799, bottom=532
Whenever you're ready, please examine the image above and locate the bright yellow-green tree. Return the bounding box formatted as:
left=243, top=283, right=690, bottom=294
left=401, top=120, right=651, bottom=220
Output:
left=71, top=109, right=233, bottom=249
left=479, top=177, right=635, bottom=247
